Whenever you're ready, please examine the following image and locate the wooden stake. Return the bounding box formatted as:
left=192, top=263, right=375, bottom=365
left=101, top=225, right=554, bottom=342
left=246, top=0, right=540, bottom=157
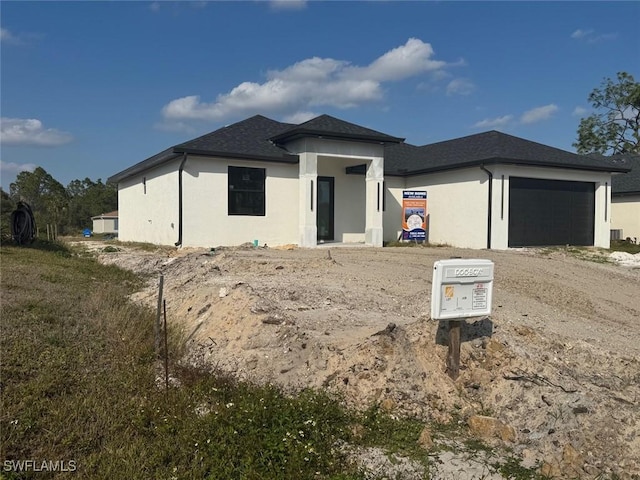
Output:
left=447, top=320, right=462, bottom=380
left=155, top=274, right=164, bottom=358
left=163, top=299, right=169, bottom=393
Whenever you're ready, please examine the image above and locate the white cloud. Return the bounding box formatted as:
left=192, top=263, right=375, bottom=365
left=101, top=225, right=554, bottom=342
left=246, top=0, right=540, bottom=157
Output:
left=571, top=29, right=593, bottom=39
left=153, top=119, right=199, bottom=134
left=149, top=1, right=207, bottom=13
left=0, top=27, right=42, bottom=45
left=520, top=104, right=558, bottom=124
left=161, top=38, right=451, bottom=124
left=344, top=38, right=446, bottom=82
left=473, top=115, right=514, bottom=129
left=0, top=160, right=37, bottom=175
left=472, top=103, right=559, bottom=130
left=571, top=28, right=617, bottom=43
left=572, top=106, right=588, bottom=117
left=1, top=27, right=22, bottom=45
left=269, top=0, right=307, bottom=10
left=446, top=78, right=475, bottom=96
left=282, top=111, right=317, bottom=124
left=1, top=118, right=73, bottom=147
left=1, top=28, right=14, bottom=41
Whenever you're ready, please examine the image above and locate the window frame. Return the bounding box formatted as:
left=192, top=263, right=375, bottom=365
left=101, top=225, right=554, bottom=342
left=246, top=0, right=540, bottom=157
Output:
left=228, top=166, right=266, bottom=216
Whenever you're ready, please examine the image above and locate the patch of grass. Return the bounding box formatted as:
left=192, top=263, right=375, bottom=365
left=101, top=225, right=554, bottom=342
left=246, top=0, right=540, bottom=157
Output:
left=0, top=243, right=368, bottom=479
left=112, top=240, right=175, bottom=253
left=357, top=405, right=425, bottom=454
left=494, top=456, right=547, bottom=479
left=610, top=239, right=640, bottom=254
left=384, top=240, right=450, bottom=248
left=62, top=235, right=174, bottom=254
left=573, top=249, right=611, bottom=264
left=541, top=240, right=639, bottom=262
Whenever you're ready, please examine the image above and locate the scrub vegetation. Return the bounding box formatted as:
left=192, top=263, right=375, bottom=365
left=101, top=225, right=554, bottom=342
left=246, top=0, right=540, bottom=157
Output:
left=0, top=240, right=546, bottom=479
left=0, top=241, right=358, bottom=479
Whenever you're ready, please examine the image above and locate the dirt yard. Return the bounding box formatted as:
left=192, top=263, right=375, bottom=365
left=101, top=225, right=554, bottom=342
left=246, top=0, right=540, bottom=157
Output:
left=92, top=242, right=640, bottom=479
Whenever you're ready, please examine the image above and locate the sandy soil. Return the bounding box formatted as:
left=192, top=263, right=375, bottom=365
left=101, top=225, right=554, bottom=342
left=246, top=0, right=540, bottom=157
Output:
left=91, top=242, right=640, bottom=479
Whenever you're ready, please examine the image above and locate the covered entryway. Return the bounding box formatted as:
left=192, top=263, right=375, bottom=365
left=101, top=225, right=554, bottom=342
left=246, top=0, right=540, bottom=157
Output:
left=508, top=177, right=595, bottom=247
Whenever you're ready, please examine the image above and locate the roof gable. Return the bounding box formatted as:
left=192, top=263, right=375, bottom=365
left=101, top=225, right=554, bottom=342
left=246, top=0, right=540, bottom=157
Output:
left=174, top=115, right=297, bottom=161
left=91, top=210, right=118, bottom=219
left=270, top=114, right=404, bottom=144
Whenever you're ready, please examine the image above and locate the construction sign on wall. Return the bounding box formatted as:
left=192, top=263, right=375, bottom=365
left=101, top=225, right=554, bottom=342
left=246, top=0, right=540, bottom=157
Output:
left=402, top=190, right=427, bottom=241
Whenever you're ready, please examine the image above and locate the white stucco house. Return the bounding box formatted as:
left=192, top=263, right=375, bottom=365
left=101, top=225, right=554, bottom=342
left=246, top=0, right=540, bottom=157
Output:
left=610, top=154, right=640, bottom=243
left=91, top=210, right=118, bottom=234
left=108, top=114, right=629, bottom=250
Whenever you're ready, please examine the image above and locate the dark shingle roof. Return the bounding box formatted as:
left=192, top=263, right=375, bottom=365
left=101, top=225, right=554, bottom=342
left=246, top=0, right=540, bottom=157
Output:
left=270, top=114, right=404, bottom=144
left=609, top=153, right=640, bottom=195
left=174, top=115, right=297, bottom=161
left=108, top=147, right=181, bottom=184
left=384, top=130, right=630, bottom=175
left=109, top=116, right=629, bottom=184
left=108, top=115, right=297, bottom=183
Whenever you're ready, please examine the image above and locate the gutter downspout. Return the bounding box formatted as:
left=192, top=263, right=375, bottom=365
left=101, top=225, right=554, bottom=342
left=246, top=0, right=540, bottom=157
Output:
left=480, top=164, right=493, bottom=249
left=175, top=153, right=188, bottom=247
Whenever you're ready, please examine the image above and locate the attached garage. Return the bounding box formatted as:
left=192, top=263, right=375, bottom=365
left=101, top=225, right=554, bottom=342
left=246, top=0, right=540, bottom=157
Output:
left=508, top=177, right=595, bottom=247
left=384, top=130, right=628, bottom=250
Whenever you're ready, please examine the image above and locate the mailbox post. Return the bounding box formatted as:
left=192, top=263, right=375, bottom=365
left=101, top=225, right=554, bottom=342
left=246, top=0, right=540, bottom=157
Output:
left=431, top=259, right=494, bottom=379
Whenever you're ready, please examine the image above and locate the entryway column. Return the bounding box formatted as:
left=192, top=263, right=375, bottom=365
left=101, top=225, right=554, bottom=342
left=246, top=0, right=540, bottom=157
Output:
left=299, top=151, right=318, bottom=247
left=365, top=155, right=384, bottom=247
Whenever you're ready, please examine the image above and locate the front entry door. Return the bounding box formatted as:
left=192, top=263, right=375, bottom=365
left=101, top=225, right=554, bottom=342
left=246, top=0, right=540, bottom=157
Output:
left=317, top=176, right=334, bottom=241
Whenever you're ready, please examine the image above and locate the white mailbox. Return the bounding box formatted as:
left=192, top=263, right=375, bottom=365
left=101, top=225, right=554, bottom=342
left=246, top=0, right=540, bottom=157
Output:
left=431, top=259, right=494, bottom=320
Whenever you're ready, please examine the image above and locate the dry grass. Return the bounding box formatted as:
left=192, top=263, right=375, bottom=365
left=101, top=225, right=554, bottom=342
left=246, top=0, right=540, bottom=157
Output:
left=0, top=241, right=382, bottom=479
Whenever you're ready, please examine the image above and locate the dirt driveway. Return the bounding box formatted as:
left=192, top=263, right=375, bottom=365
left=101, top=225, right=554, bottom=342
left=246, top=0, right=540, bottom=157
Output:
left=95, top=243, right=640, bottom=478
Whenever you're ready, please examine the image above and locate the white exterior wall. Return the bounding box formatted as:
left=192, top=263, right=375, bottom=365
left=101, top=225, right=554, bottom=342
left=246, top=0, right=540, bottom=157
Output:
left=387, top=167, right=489, bottom=249
left=117, top=159, right=181, bottom=245
left=611, top=195, right=640, bottom=242
left=92, top=217, right=118, bottom=234
left=488, top=165, right=612, bottom=249
left=383, top=165, right=612, bottom=250
left=181, top=156, right=299, bottom=248
left=382, top=176, right=406, bottom=243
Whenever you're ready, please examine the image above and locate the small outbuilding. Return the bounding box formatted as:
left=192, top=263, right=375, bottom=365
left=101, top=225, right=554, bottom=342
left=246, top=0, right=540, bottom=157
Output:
left=108, top=114, right=630, bottom=250
left=91, top=210, right=119, bottom=235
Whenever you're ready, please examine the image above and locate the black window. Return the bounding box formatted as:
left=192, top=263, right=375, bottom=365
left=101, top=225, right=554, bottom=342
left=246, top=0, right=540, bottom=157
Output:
left=228, top=166, right=265, bottom=216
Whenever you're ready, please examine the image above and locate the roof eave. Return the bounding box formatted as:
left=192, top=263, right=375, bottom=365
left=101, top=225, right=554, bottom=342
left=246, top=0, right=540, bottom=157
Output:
left=612, top=191, right=640, bottom=197
left=107, top=151, right=182, bottom=184
left=390, top=157, right=630, bottom=177
left=172, top=147, right=300, bottom=164
left=270, top=130, right=404, bottom=145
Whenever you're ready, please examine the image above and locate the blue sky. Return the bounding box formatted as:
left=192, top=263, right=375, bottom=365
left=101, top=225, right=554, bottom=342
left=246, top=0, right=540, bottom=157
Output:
left=1, top=1, right=639, bottom=191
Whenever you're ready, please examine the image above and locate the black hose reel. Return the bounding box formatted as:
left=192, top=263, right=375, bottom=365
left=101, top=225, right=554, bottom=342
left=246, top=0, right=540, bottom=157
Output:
left=10, top=201, right=37, bottom=245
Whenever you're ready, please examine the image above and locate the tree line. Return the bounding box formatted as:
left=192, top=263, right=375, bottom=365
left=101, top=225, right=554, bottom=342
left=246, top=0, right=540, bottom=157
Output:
left=1, top=167, right=117, bottom=240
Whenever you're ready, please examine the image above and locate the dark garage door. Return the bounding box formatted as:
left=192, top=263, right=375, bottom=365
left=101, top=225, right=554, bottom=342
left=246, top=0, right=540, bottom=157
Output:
left=508, top=177, right=595, bottom=247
